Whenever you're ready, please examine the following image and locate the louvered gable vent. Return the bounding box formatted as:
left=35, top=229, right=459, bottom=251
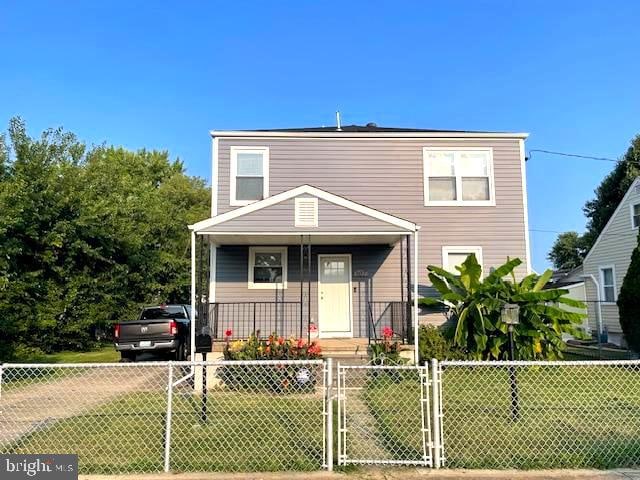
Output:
left=295, top=197, right=318, bottom=227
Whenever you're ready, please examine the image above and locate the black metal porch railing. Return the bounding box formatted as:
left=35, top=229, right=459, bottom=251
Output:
left=209, top=302, right=303, bottom=340
left=208, top=300, right=412, bottom=344
left=367, top=300, right=411, bottom=344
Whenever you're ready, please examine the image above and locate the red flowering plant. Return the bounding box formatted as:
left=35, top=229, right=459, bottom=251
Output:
left=370, top=326, right=403, bottom=365
left=223, top=331, right=322, bottom=361
left=220, top=331, right=322, bottom=393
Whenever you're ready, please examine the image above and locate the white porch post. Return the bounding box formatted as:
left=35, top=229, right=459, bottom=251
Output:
left=208, top=242, right=217, bottom=302
left=190, top=230, right=196, bottom=362
left=413, top=228, right=420, bottom=363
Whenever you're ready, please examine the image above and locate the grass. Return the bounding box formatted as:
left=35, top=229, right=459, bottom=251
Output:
left=9, top=388, right=325, bottom=474
left=364, top=365, right=640, bottom=469
left=11, top=344, right=119, bottom=364
left=2, top=345, right=120, bottom=392
left=361, top=371, right=425, bottom=462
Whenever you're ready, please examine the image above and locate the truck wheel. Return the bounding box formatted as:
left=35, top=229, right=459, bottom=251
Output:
left=173, top=342, right=186, bottom=361
left=120, top=352, right=136, bottom=363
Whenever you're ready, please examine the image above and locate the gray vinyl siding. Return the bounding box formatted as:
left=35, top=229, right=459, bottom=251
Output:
left=208, top=195, right=408, bottom=232
left=215, top=243, right=407, bottom=335
left=215, top=136, right=529, bottom=287
left=583, top=180, right=640, bottom=335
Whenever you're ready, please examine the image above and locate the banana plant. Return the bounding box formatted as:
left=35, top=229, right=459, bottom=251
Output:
left=420, top=255, right=586, bottom=360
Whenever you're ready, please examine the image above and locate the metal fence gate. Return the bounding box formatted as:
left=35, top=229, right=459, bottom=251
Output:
left=337, top=363, right=432, bottom=466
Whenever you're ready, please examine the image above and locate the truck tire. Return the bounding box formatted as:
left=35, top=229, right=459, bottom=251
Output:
left=120, top=351, right=136, bottom=363
left=173, top=341, right=186, bottom=361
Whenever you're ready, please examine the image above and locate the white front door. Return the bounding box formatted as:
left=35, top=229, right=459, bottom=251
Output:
left=318, top=254, right=352, bottom=338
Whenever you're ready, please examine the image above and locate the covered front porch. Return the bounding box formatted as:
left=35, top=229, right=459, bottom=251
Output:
left=188, top=185, right=420, bottom=361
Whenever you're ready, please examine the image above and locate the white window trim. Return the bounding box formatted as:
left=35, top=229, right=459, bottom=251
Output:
left=598, top=265, right=617, bottom=305
left=630, top=202, right=640, bottom=230
left=248, top=246, right=287, bottom=289
left=423, top=147, right=496, bottom=206
left=230, top=146, right=269, bottom=207
left=442, top=246, right=484, bottom=273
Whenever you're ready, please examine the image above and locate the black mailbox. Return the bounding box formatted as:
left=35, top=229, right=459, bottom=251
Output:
left=195, top=333, right=212, bottom=353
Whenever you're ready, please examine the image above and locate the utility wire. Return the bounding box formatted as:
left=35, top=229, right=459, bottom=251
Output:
left=528, top=149, right=620, bottom=163
left=529, top=228, right=637, bottom=238
left=528, top=148, right=640, bottom=167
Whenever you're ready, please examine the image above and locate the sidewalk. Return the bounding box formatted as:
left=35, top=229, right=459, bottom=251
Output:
left=79, top=468, right=640, bottom=480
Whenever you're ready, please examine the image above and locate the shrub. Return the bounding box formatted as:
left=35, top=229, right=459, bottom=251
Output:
left=418, top=324, right=466, bottom=363
left=218, top=331, right=322, bottom=393
left=618, top=232, right=640, bottom=352
left=222, top=331, right=322, bottom=361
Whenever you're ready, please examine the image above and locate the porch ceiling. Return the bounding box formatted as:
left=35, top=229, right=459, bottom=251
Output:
left=198, top=232, right=407, bottom=245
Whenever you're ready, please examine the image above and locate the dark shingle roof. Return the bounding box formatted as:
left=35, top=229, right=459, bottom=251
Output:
left=247, top=124, right=501, bottom=134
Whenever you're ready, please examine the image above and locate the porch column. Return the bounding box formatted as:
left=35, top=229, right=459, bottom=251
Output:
left=300, top=235, right=304, bottom=338
left=413, top=228, right=420, bottom=364
left=190, top=230, right=197, bottom=363
left=208, top=241, right=216, bottom=303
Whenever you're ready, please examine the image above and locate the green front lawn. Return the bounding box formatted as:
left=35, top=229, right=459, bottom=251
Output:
left=363, top=365, right=640, bottom=469
left=440, top=366, right=640, bottom=468
left=10, top=388, right=325, bottom=474
left=362, top=371, right=425, bottom=462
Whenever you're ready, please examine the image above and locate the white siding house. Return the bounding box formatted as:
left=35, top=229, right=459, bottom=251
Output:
left=583, top=177, right=640, bottom=346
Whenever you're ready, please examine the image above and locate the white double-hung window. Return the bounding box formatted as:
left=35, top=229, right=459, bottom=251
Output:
left=631, top=203, right=640, bottom=229
left=423, top=148, right=494, bottom=205
left=599, top=266, right=616, bottom=304
left=248, top=247, right=287, bottom=289
left=230, top=147, right=269, bottom=206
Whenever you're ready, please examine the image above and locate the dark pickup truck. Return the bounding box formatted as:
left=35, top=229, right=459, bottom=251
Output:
left=114, top=304, right=192, bottom=362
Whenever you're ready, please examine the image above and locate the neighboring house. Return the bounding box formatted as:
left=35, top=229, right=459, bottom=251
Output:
left=547, top=266, right=589, bottom=336
left=582, top=177, right=640, bottom=346
left=188, top=124, right=531, bottom=360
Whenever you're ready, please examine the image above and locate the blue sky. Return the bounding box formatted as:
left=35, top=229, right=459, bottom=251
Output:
left=1, top=0, right=639, bottom=272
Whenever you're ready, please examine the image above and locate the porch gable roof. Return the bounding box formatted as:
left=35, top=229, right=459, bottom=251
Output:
left=189, top=185, right=418, bottom=234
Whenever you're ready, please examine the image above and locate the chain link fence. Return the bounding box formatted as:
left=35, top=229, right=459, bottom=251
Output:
left=2, top=358, right=640, bottom=472
left=0, top=360, right=327, bottom=474
left=437, top=360, right=640, bottom=469
left=337, top=364, right=432, bottom=466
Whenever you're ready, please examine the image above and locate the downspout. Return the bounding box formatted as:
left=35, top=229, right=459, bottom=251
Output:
left=581, top=274, right=604, bottom=339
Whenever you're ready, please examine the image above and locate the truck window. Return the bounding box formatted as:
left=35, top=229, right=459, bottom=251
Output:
left=140, top=306, right=186, bottom=320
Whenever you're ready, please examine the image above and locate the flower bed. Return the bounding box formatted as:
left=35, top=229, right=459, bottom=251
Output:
left=218, top=331, right=322, bottom=393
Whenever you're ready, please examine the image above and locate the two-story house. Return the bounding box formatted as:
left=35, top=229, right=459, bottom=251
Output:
left=188, top=124, right=531, bottom=361
left=582, top=177, right=640, bottom=347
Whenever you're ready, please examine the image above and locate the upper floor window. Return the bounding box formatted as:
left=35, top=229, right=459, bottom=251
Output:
left=423, top=148, right=495, bottom=206
left=632, top=203, right=640, bottom=229
left=230, top=147, right=269, bottom=206
left=599, top=266, right=616, bottom=303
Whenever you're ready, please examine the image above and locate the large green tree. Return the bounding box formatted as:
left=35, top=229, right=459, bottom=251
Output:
left=547, top=231, right=588, bottom=270
left=0, top=118, right=210, bottom=359
left=548, top=135, right=640, bottom=269
left=618, top=231, right=640, bottom=352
